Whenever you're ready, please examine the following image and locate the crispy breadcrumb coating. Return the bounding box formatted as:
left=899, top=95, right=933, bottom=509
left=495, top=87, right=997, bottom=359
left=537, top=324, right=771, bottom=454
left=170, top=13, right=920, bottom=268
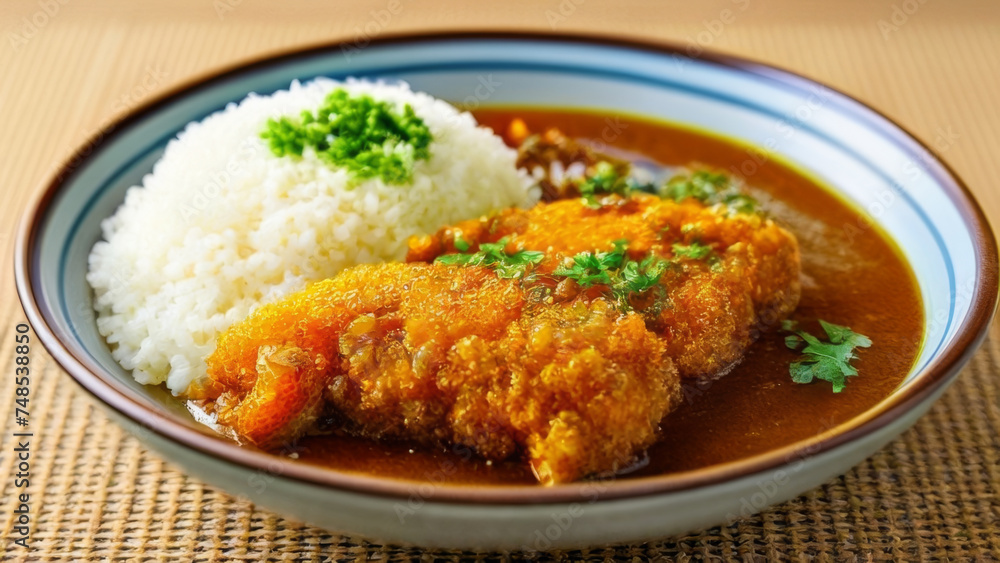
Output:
left=408, top=193, right=801, bottom=378
left=203, top=263, right=680, bottom=484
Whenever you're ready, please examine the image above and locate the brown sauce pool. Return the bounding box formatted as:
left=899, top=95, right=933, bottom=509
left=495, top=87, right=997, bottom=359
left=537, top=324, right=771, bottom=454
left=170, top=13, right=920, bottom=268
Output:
left=293, top=108, right=925, bottom=485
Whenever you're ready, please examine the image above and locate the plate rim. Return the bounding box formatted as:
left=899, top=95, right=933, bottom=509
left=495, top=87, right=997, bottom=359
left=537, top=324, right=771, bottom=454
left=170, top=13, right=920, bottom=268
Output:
left=14, top=29, right=999, bottom=505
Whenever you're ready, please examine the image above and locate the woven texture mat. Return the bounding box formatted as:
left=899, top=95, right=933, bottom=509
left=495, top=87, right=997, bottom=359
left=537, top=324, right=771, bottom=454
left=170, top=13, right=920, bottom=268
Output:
left=2, top=1, right=999, bottom=560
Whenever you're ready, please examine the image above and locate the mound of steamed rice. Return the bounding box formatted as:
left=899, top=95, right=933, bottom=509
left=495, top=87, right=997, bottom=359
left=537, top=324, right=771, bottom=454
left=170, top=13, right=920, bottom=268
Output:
left=87, top=78, right=538, bottom=395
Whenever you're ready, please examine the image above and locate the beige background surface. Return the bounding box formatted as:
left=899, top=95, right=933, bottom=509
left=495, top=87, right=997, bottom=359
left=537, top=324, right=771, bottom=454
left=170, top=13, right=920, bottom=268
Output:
left=1, top=0, right=999, bottom=560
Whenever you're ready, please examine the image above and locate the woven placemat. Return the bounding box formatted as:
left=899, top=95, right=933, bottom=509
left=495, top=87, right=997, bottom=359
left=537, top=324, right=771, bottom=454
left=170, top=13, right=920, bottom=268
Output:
left=2, top=3, right=999, bottom=560
left=3, top=327, right=998, bottom=560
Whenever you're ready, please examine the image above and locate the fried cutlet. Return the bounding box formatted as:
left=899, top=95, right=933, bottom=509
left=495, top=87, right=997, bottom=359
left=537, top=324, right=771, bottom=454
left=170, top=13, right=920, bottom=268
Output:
left=198, top=191, right=799, bottom=484
left=200, top=262, right=680, bottom=484
left=408, top=193, right=801, bottom=378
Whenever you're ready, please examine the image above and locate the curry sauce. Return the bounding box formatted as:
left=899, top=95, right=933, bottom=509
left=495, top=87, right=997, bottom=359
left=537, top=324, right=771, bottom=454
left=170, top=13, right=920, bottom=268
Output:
left=292, top=108, right=924, bottom=484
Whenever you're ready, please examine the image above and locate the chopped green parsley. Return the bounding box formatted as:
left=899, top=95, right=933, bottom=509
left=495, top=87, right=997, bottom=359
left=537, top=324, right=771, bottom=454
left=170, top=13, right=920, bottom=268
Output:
left=434, top=236, right=543, bottom=279
left=577, top=161, right=630, bottom=208
left=671, top=242, right=715, bottom=261
left=573, top=162, right=760, bottom=216
left=260, top=89, right=432, bottom=185
left=782, top=319, right=872, bottom=393
left=552, top=239, right=628, bottom=286
left=611, top=256, right=670, bottom=303
left=659, top=170, right=760, bottom=215
left=552, top=240, right=670, bottom=309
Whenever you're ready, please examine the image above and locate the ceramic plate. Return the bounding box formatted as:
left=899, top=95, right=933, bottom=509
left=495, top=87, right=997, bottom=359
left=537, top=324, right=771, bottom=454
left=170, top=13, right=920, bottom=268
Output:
left=15, top=32, right=998, bottom=549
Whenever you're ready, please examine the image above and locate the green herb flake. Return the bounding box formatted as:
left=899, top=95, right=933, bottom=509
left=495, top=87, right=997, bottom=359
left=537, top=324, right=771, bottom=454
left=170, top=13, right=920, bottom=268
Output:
left=611, top=256, right=670, bottom=301
left=782, top=319, right=872, bottom=393
left=260, top=89, right=433, bottom=185
left=552, top=239, right=628, bottom=286
left=553, top=240, right=670, bottom=310
left=661, top=170, right=729, bottom=202
left=723, top=193, right=759, bottom=215
left=659, top=170, right=760, bottom=215
left=577, top=161, right=630, bottom=208
left=434, top=236, right=543, bottom=279
left=671, top=242, right=715, bottom=261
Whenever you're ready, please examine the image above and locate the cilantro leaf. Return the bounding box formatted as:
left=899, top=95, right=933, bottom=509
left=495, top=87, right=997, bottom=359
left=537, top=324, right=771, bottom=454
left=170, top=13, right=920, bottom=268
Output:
left=723, top=193, right=759, bottom=215
left=552, top=239, right=628, bottom=286
left=784, top=334, right=804, bottom=349
left=661, top=170, right=729, bottom=202
left=552, top=240, right=670, bottom=310
left=434, top=236, right=542, bottom=279
left=611, top=256, right=670, bottom=302
left=782, top=320, right=872, bottom=393
left=671, top=242, right=715, bottom=261
left=658, top=170, right=760, bottom=215
left=819, top=319, right=873, bottom=349
left=573, top=161, right=760, bottom=217
left=577, top=161, right=630, bottom=208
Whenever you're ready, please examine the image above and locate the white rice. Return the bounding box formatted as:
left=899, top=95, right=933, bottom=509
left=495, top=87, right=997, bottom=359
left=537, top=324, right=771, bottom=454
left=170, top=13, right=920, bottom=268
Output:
left=87, top=78, right=538, bottom=394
